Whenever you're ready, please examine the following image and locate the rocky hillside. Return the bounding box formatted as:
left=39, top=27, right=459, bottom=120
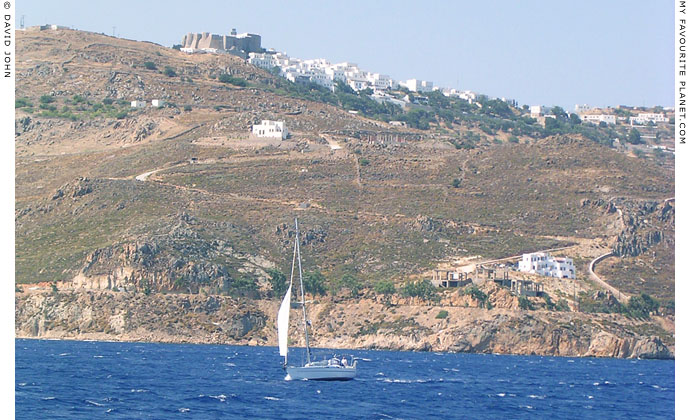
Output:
left=15, top=289, right=672, bottom=359
left=15, top=29, right=674, bottom=355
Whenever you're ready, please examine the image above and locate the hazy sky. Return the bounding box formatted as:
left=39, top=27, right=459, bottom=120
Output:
left=18, top=0, right=673, bottom=109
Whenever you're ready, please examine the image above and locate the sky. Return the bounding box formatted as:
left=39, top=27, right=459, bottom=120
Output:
left=17, top=0, right=673, bottom=110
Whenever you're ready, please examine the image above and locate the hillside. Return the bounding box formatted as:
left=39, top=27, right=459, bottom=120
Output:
left=14, top=29, right=674, bottom=357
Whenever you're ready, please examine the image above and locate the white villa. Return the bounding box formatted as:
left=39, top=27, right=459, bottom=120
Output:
left=518, top=252, right=576, bottom=279
left=131, top=100, right=146, bottom=108
left=630, top=113, right=669, bottom=125
left=252, top=120, right=288, bottom=139
left=581, top=114, right=617, bottom=125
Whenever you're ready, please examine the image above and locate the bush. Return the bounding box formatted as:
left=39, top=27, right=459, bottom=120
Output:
left=226, top=276, right=258, bottom=298
left=401, top=279, right=438, bottom=301
left=358, top=158, right=370, bottom=166
left=218, top=74, right=248, bottom=86
left=102, top=98, right=114, bottom=105
left=143, top=61, right=157, bottom=70
left=268, top=268, right=288, bottom=298
left=163, top=66, right=177, bottom=77
left=184, top=105, right=192, bottom=112
left=464, top=286, right=490, bottom=308
left=452, top=178, right=461, bottom=188
left=15, top=98, right=32, bottom=108
left=624, top=293, right=659, bottom=319
left=518, top=296, right=535, bottom=310
left=435, top=310, right=449, bottom=319
left=39, top=95, right=55, bottom=104
left=304, top=271, right=327, bottom=296
left=374, top=280, right=396, bottom=296
left=555, top=299, right=570, bottom=312
left=508, top=135, right=520, bottom=143
left=115, top=110, right=128, bottom=119
left=339, top=274, right=362, bottom=297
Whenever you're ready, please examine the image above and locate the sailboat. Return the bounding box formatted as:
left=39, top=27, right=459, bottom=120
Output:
left=277, top=218, right=357, bottom=381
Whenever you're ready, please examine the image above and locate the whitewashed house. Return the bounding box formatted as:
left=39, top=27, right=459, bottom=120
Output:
left=151, top=99, right=165, bottom=108
left=401, top=78, right=433, bottom=92
left=630, top=113, right=669, bottom=125
left=131, top=101, right=146, bottom=108
left=252, top=120, right=288, bottom=139
left=518, top=252, right=576, bottom=279
left=581, top=114, right=616, bottom=125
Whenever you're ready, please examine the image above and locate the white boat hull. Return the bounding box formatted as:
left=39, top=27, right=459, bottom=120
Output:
left=286, top=365, right=357, bottom=381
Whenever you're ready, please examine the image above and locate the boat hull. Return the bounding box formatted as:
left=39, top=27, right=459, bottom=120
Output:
left=286, top=366, right=356, bottom=381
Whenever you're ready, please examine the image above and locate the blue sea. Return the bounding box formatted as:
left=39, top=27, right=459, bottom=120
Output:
left=16, top=339, right=674, bottom=419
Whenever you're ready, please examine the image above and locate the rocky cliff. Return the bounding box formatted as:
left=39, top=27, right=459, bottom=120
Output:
left=15, top=290, right=673, bottom=360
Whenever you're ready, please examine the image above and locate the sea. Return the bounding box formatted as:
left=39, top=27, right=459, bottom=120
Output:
left=16, top=339, right=674, bottom=419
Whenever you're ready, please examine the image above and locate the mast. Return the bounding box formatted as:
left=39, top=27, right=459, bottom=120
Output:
left=295, top=218, right=312, bottom=364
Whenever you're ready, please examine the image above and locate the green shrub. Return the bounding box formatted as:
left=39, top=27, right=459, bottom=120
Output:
left=218, top=74, right=248, bottom=86
left=435, top=310, right=449, bottom=319
left=115, top=110, right=128, bottom=119
left=359, top=158, right=370, bottom=166
left=555, top=299, right=570, bottom=312
left=143, top=61, right=157, bottom=70
left=102, top=98, right=114, bottom=105
left=518, top=296, right=535, bottom=310
left=39, top=95, right=55, bottom=104
left=464, top=286, right=490, bottom=308
left=374, top=280, right=396, bottom=296
left=304, top=271, right=327, bottom=296
left=267, top=268, right=288, bottom=298
left=184, top=105, right=192, bottom=112
left=624, top=293, right=659, bottom=319
left=339, top=274, right=362, bottom=297
left=452, top=178, right=461, bottom=188
left=163, top=66, right=177, bottom=77
left=15, top=97, right=32, bottom=108
left=401, top=279, right=438, bottom=301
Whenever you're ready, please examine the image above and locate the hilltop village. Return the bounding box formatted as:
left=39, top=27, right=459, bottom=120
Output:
left=14, top=26, right=674, bottom=359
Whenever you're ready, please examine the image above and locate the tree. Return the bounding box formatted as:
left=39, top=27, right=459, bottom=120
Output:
left=339, top=274, right=362, bottom=297
left=628, top=128, right=642, bottom=144
left=268, top=268, right=288, bottom=298
left=569, top=113, right=582, bottom=125
left=172, top=44, right=182, bottom=50
left=374, top=280, right=396, bottom=296
left=452, top=178, right=461, bottom=188
left=304, top=271, right=327, bottom=296
left=401, top=279, right=438, bottom=301
left=143, top=61, right=157, bottom=70
left=551, top=106, right=568, bottom=121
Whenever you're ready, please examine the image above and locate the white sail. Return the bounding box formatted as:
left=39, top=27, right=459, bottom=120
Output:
left=277, top=284, right=292, bottom=358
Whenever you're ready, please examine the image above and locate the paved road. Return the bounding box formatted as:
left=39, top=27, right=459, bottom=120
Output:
left=588, top=252, right=629, bottom=303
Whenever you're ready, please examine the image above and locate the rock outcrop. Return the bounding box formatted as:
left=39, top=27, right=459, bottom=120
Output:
left=15, top=290, right=674, bottom=360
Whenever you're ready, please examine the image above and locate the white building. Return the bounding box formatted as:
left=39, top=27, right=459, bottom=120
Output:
left=630, top=113, right=669, bottom=125
left=575, top=104, right=592, bottom=113
left=518, top=252, right=576, bottom=279
left=581, top=114, right=616, bottom=125
left=151, top=99, right=165, bottom=108
left=131, top=101, right=146, bottom=108
left=252, top=120, right=288, bottom=139
left=401, top=78, right=433, bottom=93
left=530, top=105, right=552, bottom=116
